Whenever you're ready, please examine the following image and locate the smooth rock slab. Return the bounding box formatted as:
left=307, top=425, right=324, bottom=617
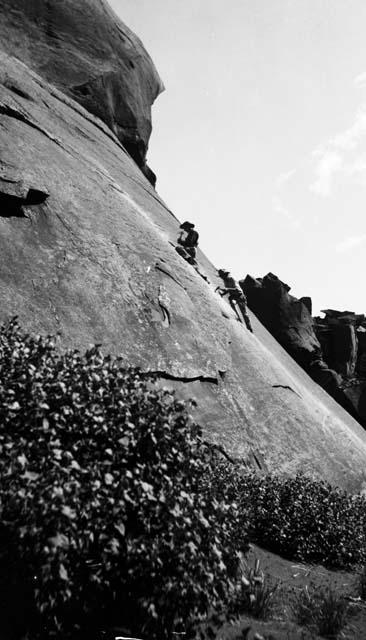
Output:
left=1, top=51, right=366, bottom=490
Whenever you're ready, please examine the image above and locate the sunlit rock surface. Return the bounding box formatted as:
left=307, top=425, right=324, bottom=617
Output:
left=1, top=4, right=366, bottom=491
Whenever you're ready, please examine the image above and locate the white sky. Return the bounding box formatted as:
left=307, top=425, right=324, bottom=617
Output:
left=109, top=0, right=366, bottom=315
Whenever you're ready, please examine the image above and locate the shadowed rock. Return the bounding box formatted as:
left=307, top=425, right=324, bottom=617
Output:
left=242, top=273, right=366, bottom=427
left=240, top=273, right=321, bottom=368
left=0, top=0, right=164, bottom=184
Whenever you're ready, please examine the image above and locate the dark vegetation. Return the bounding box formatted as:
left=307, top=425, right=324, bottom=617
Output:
left=291, top=585, right=353, bottom=638
left=1, top=319, right=366, bottom=639
left=209, top=458, right=366, bottom=568
left=0, top=318, right=247, bottom=639
left=240, top=473, right=366, bottom=568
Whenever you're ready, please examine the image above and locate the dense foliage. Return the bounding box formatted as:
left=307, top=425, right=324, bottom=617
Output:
left=2, top=318, right=366, bottom=639
left=0, top=318, right=248, bottom=639
left=209, top=458, right=366, bottom=567
left=213, top=467, right=366, bottom=568
left=203, top=455, right=366, bottom=567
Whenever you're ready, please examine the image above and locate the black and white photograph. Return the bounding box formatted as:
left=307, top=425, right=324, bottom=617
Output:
left=1, top=1, right=366, bottom=638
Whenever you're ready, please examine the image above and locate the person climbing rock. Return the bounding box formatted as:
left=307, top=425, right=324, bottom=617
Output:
left=216, top=269, right=253, bottom=332
left=175, top=221, right=199, bottom=266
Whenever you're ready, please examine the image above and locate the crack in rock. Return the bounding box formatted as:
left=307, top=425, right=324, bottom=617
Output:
left=4, top=80, right=33, bottom=101
left=146, top=371, right=219, bottom=385
left=155, top=262, right=186, bottom=291
left=158, top=284, right=171, bottom=327
left=0, top=100, right=61, bottom=145
left=272, top=384, right=302, bottom=398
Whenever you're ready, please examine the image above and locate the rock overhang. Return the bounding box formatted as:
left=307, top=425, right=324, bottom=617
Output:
left=0, top=0, right=164, bottom=180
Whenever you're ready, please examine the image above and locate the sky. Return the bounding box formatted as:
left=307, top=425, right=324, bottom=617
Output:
left=109, top=0, right=366, bottom=315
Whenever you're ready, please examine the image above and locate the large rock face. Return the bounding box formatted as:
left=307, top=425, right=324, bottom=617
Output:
left=0, top=0, right=163, bottom=179
left=1, top=2, right=366, bottom=491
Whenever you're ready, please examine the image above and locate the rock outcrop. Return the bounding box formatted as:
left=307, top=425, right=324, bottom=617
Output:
left=1, top=1, right=366, bottom=491
left=242, top=274, right=366, bottom=428
left=314, top=310, right=366, bottom=426
left=0, top=0, right=163, bottom=184
left=241, top=273, right=321, bottom=369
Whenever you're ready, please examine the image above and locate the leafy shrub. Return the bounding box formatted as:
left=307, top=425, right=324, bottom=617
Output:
left=237, top=473, right=366, bottom=568
left=292, top=585, right=351, bottom=638
left=0, top=318, right=248, bottom=639
left=197, top=444, right=366, bottom=572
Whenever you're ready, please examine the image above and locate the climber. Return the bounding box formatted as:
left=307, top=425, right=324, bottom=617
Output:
left=175, top=221, right=199, bottom=266
left=216, top=269, right=253, bottom=333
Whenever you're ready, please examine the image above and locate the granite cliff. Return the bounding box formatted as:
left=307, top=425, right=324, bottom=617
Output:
left=1, top=0, right=366, bottom=491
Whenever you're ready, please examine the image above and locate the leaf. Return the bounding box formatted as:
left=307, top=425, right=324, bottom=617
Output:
left=17, top=454, right=28, bottom=467
left=104, top=473, right=113, bottom=485
left=61, top=506, right=76, bottom=519
left=114, top=523, right=126, bottom=537
left=48, top=533, right=69, bottom=549
left=22, top=471, right=40, bottom=482
left=141, top=481, right=153, bottom=494
left=59, top=563, right=69, bottom=581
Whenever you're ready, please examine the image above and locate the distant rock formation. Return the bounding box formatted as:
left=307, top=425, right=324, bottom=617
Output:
left=0, top=0, right=164, bottom=184
left=241, top=273, right=366, bottom=427
left=240, top=273, right=321, bottom=368
left=314, top=310, right=366, bottom=426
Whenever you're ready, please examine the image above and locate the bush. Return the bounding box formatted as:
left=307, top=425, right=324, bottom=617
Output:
left=237, top=473, right=366, bottom=568
left=0, top=318, right=248, bottom=639
left=292, top=585, right=351, bottom=638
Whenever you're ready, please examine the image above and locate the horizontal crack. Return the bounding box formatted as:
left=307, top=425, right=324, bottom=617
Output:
left=146, top=370, right=219, bottom=385
left=272, top=384, right=302, bottom=398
